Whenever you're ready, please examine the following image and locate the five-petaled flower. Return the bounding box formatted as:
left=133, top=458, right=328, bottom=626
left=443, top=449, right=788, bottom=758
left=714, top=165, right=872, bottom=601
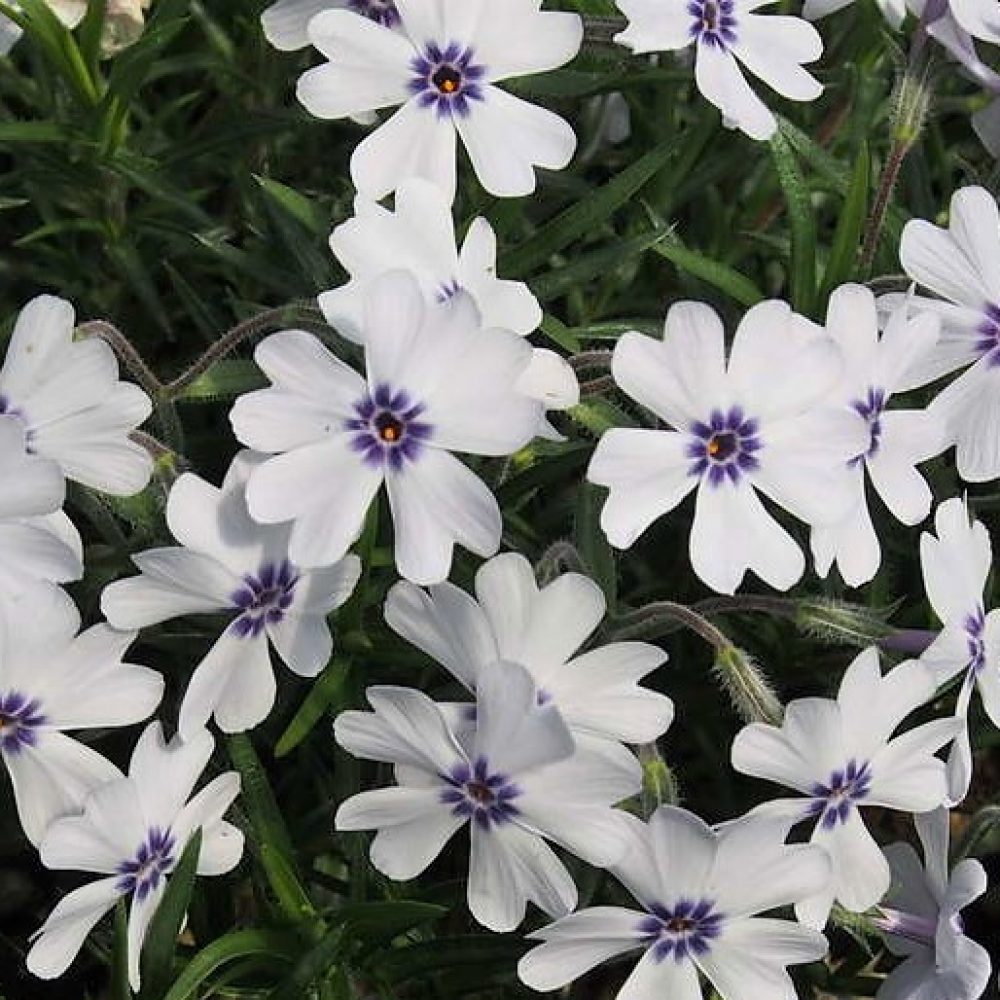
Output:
left=518, top=806, right=831, bottom=1000
left=587, top=299, right=869, bottom=594
left=295, top=0, right=583, bottom=199
left=731, top=646, right=959, bottom=927
left=230, top=270, right=541, bottom=585
left=101, top=451, right=361, bottom=737
left=27, top=723, right=243, bottom=991
left=334, top=661, right=638, bottom=931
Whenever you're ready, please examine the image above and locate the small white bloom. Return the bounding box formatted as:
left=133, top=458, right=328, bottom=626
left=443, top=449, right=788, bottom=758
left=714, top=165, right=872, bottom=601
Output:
left=731, top=647, right=959, bottom=928
left=918, top=497, right=1000, bottom=805
left=810, top=285, right=943, bottom=587
left=27, top=722, right=243, bottom=991
left=385, top=551, right=673, bottom=744
left=101, top=452, right=361, bottom=738
left=334, top=661, right=638, bottom=931
left=614, top=0, right=823, bottom=141
left=587, top=299, right=868, bottom=595
left=262, top=0, right=399, bottom=51
left=948, top=0, right=1000, bottom=44
left=319, top=179, right=575, bottom=432
left=0, top=295, right=153, bottom=496
left=0, top=416, right=82, bottom=599
left=519, top=806, right=831, bottom=1000
left=295, top=0, right=582, bottom=200
left=0, top=586, right=163, bottom=845
left=804, top=0, right=909, bottom=27
left=888, top=186, right=1000, bottom=482
left=875, top=808, right=992, bottom=1000
left=231, top=270, right=541, bottom=585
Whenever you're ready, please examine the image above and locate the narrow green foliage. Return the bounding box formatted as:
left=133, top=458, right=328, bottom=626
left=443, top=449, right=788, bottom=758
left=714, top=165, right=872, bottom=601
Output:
left=111, top=901, right=132, bottom=1000
left=275, top=658, right=350, bottom=758
left=769, top=129, right=817, bottom=316
left=653, top=237, right=766, bottom=307
left=820, top=141, right=870, bottom=299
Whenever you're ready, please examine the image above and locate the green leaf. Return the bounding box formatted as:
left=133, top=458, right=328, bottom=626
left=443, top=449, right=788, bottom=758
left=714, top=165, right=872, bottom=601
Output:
left=111, top=900, right=132, bottom=1000
left=0, top=121, right=67, bottom=142
left=371, top=936, right=526, bottom=985
left=335, top=900, right=447, bottom=942
left=819, top=141, right=870, bottom=300
left=266, top=926, right=345, bottom=1000
left=769, top=129, right=817, bottom=316
left=500, top=137, right=676, bottom=277
left=160, top=930, right=299, bottom=1000
left=540, top=312, right=581, bottom=353
left=275, top=657, right=349, bottom=758
left=139, top=829, right=202, bottom=1000
left=652, top=238, right=765, bottom=307
left=174, top=360, right=266, bottom=403
left=574, top=482, right=616, bottom=605
left=953, top=804, right=1000, bottom=862
left=226, top=734, right=316, bottom=925
left=254, top=175, right=327, bottom=235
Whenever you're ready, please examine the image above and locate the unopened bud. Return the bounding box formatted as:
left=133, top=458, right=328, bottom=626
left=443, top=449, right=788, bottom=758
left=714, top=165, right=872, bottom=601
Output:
left=797, top=598, right=894, bottom=648
left=712, top=645, right=783, bottom=726
left=638, top=743, right=679, bottom=816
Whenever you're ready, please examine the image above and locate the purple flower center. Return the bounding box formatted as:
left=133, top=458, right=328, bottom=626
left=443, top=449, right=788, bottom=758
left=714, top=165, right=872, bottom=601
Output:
left=230, top=559, right=299, bottom=638
left=687, top=0, right=737, bottom=47
left=966, top=607, right=986, bottom=674
left=409, top=42, right=486, bottom=119
left=347, top=0, right=400, bottom=27
left=436, top=279, right=463, bottom=302
left=808, top=758, right=872, bottom=828
left=347, top=383, right=432, bottom=470
left=440, top=756, right=521, bottom=829
left=0, top=691, right=46, bottom=753
left=0, top=394, right=33, bottom=449
left=117, top=826, right=176, bottom=901
left=639, top=898, right=724, bottom=962
left=850, top=386, right=887, bottom=462
left=976, top=304, right=1000, bottom=365
left=687, top=406, right=763, bottom=486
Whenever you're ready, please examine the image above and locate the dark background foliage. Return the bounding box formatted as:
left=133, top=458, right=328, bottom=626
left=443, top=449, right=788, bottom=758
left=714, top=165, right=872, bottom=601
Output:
left=0, top=0, right=997, bottom=996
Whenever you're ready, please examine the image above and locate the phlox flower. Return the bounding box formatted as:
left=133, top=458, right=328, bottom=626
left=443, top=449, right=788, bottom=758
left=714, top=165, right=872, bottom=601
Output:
left=385, top=551, right=674, bottom=745
left=334, top=661, right=638, bottom=931
left=0, top=416, right=82, bottom=599
left=230, top=270, right=541, bottom=585
left=0, top=295, right=153, bottom=496
left=614, top=0, right=823, bottom=141
left=320, top=178, right=577, bottom=431
left=262, top=0, right=399, bottom=50
left=295, top=0, right=582, bottom=200
left=518, top=806, right=831, bottom=1000
left=27, top=723, right=243, bottom=991
left=803, top=0, right=911, bottom=27
left=731, top=647, right=959, bottom=928
left=810, top=285, right=943, bottom=587
left=101, top=452, right=361, bottom=738
left=918, top=497, right=1000, bottom=805
left=875, top=808, right=991, bottom=1000
left=587, top=299, right=868, bottom=595
left=888, top=186, right=1000, bottom=481
left=0, top=586, right=163, bottom=845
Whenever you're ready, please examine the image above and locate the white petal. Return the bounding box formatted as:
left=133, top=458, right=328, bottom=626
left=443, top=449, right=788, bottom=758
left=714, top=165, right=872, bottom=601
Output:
left=367, top=798, right=466, bottom=880
left=648, top=805, right=717, bottom=902
left=0, top=295, right=75, bottom=401
left=266, top=613, right=332, bottom=678
left=472, top=5, right=582, bottom=81
left=516, top=348, right=579, bottom=410
left=456, top=86, right=576, bottom=197
left=920, top=496, right=990, bottom=624
left=694, top=39, right=776, bottom=140
left=386, top=450, right=501, bottom=585
left=384, top=578, right=495, bottom=690
left=352, top=99, right=458, bottom=202
left=732, top=15, right=823, bottom=102
left=812, top=810, right=890, bottom=915
left=26, top=878, right=122, bottom=981
left=129, top=723, right=214, bottom=831
left=0, top=418, right=64, bottom=518
left=588, top=428, right=696, bottom=549
left=212, top=632, right=278, bottom=734
left=867, top=719, right=956, bottom=812
left=172, top=772, right=243, bottom=875
left=261, top=0, right=339, bottom=50
left=929, top=359, right=1000, bottom=482
left=810, top=498, right=881, bottom=588
left=615, top=0, right=697, bottom=52
left=128, top=878, right=166, bottom=991
left=618, top=946, right=702, bottom=1000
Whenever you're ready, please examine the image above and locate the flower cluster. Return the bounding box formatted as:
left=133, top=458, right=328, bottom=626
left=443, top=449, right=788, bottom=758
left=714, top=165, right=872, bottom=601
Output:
left=2, top=0, right=1000, bottom=996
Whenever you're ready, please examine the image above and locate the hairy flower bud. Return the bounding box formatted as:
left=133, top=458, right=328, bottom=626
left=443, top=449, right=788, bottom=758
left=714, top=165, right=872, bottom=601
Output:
left=712, top=645, right=783, bottom=726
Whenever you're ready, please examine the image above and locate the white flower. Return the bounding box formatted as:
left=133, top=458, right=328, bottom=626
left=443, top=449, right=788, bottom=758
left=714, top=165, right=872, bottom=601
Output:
left=889, top=186, right=1000, bottom=482
left=295, top=0, right=582, bottom=200
left=0, top=295, right=153, bottom=496
left=518, top=806, right=831, bottom=1000
left=27, top=722, right=243, bottom=991
left=0, top=416, right=82, bottom=599
left=731, top=647, right=959, bottom=928
left=918, top=497, right=1000, bottom=805
left=810, top=285, right=943, bottom=587
left=614, top=0, right=822, bottom=141
left=319, top=179, right=576, bottom=433
left=587, top=299, right=868, bottom=595
left=0, top=586, right=163, bottom=845
left=0, top=1, right=86, bottom=55
left=262, top=0, right=399, bottom=50
left=230, top=270, right=541, bottom=585
left=385, top=551, right=673, bottom=744
left=875, top=808, right=992, bottom=1000
left=803, top=0, right=909, bottom=27
left=334, top=661, right=638, bottom=931
left=948, top=0, right=1000, bottom=44
left=101, top=452, right=361, bottom=738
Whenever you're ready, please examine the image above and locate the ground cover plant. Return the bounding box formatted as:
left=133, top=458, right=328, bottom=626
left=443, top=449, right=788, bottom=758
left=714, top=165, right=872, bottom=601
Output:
left=0, top=0, right=998, bottom=998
